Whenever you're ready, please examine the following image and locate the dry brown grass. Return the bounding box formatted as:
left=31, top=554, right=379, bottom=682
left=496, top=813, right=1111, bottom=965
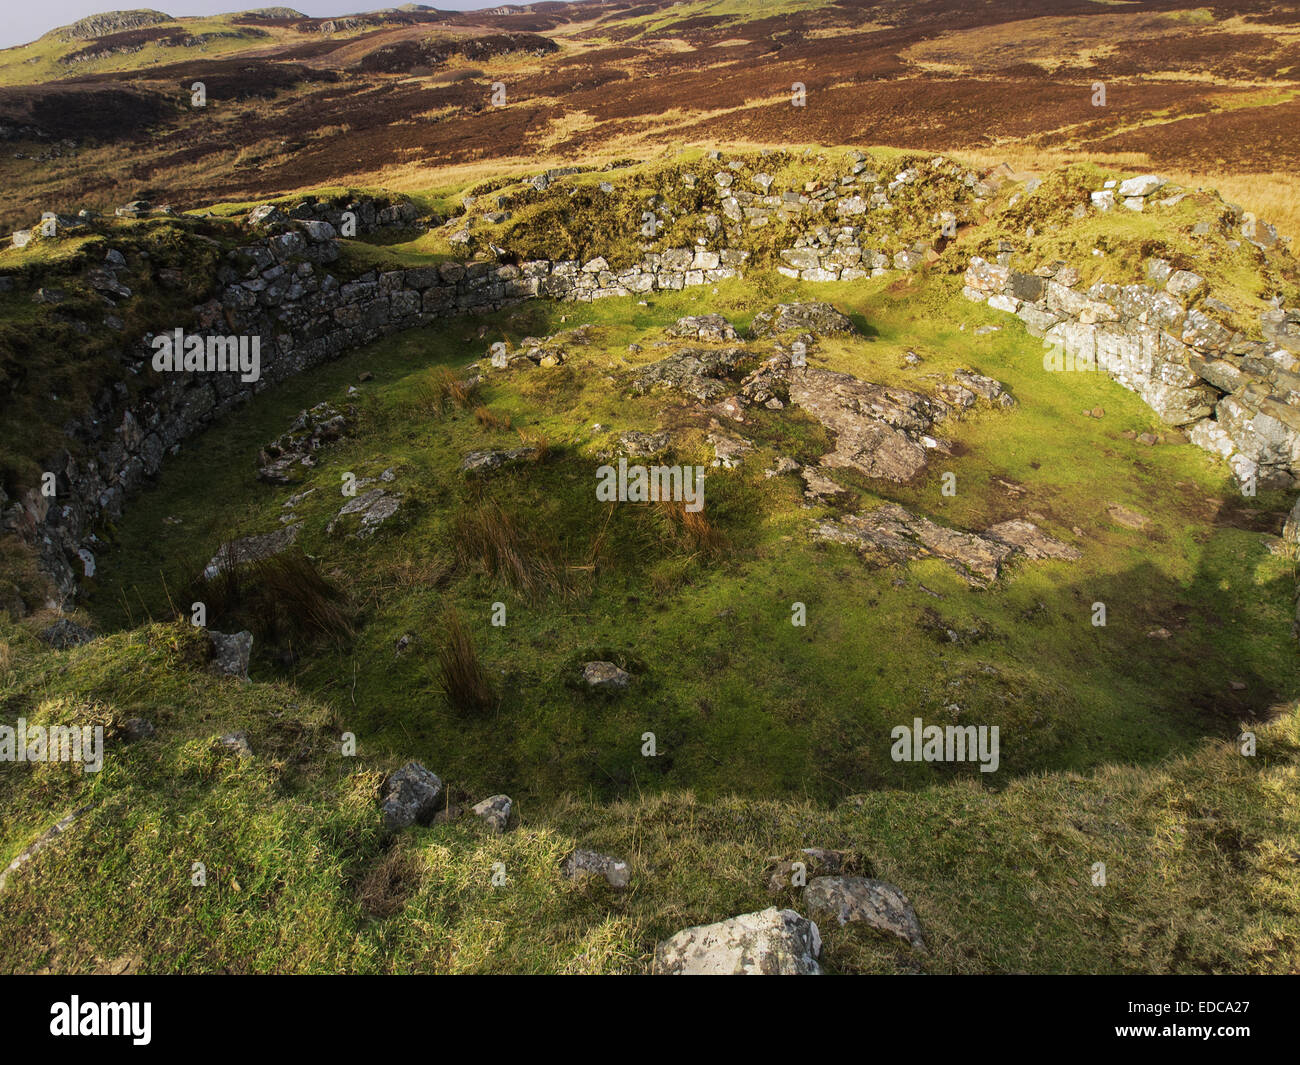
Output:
left=952, top=146, right=1300, bottom=244
left=474, top=405, right=512, bottom=431
left=454, top=500, right=567, bottom=600
left=654, top=499, right=729, bottom=560
left=195, top=549, right=353, bottom=644
left=358, top=844, right=423, bottom=918
left=438, top=608, right=495, bottom=714
left=411, top=366, right=478, bottom=416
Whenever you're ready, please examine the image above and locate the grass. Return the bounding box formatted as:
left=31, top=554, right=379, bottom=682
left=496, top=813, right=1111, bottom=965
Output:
left=0, top=615, right=1295, bottom=973
left=438, top=609, right=496, bottom=714
left=66, top=264, right=1298, bottom=805
left=3, top=146, right=1300, bottom=972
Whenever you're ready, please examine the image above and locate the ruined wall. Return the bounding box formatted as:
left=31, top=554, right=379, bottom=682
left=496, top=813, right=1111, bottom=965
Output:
left=962, top=256, right=1300, bottom=493
left=1, top=210, right=751, bottom=604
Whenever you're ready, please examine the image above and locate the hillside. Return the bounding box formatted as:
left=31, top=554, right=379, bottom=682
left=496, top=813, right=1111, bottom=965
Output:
left=1, top=1, right=1299, bottom=978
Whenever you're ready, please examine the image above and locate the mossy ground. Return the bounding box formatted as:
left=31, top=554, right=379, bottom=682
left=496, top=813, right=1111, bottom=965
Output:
left=2, top=153, right=1299, bottom=973
left=1, top=613, right=1296, bottom=974
left=75, top=269, right=1299, bottom=804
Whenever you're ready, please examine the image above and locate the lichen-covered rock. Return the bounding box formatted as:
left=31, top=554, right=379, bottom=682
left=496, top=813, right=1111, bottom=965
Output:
left=582, top=661, right=630, bottom=690
left=329, top=489, right=400, bottom=538
left=460, top=448, right=538, bottom=474
left=562, top=848, right=630, bottom=890
left=664, top=314, right=738, bottom=341
left=653, top=908, right=822, bottom=975
left=202, top=524, right=302, bottom=580
left=984, top=519, right=1082, bottom=561
left=258, top=403, right=352, bottom=484
left=803, top=876, right=926, bottom=949
left=750, top=301, right=856, bottom=338
left=208, top=630, right=253, bottom=680
left=816, top=504, right=1077, bottom=586
left=381, top=762, right=443, bottom=831
left=630, top=346, right=749, bottom=402
left=788, top=368, right=945, bottom=484
left=471, top=794, right=512, bottom=834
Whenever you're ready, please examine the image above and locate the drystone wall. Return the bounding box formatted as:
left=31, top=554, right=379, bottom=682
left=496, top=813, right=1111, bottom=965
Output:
left=1, top=209, right=752, bottom=604
left=963, top=256, right=1300, bottom=493
left=5, top=167, right=1300, bottom=609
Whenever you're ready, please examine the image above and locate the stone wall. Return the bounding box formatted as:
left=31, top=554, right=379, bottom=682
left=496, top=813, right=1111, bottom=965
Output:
left=1, top=211, right=753, bottom=604
left=963, top=256, right=1300, bottom=493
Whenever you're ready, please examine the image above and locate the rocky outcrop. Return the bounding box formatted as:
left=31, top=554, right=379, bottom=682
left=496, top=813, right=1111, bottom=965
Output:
left=788, top=369, right=949, bottom=483
left=38, top=617, right=95, bottom=649
left=816, top=503, right=1079, bottom=586
left=653, top=908, right=822, bottom=975
left=750, top=301, right=856, bottom=338
left=664, top=314, right=738, bottom=341
left=803, top=876, right=926, bottom=950
left=631, top=346, right=751, bottom=402
left=257, top=402, right=352, bottom=484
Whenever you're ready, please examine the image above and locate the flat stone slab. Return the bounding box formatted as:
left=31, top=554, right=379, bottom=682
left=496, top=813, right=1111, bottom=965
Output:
left=460, top=448, right=538, bottom=474
left=788, top=368, right=946, bottom=484
left=654, top=907, right=822, bottom=975
left=816, top=504, right=1079, bottom=586
left=803, top=876, right=926, bottom=950
left=331, top=489, right=400, bottom=538
left=203, top=524, right=302, bottom=580
left=664, top=314, right=738, bottom=341
left=750, top=301, right=856, bottom=338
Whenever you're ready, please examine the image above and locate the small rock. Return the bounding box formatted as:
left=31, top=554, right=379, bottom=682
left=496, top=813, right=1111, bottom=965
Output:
left=803, top=876, right=926, bottom=950
left=582, top=661, right=630, bottom=690
left=471, top=794, right=512, bottom=834
left=208, top=630, right=253, bottom=680
left=122, top=718, right=155, bottom=742
left=381, top=762, right=444, bottom=831
left=215, top=731, right=253, bottom=758
left=1106, top=504, right=1149, bottom=531
left=653, top=908, right=822, bottom=975
left=562, top=848, right=630, bottom=890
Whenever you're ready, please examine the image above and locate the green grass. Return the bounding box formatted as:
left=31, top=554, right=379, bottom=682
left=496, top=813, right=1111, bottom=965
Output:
left=3, top=151, right=1300, bottom=973
left=0, top=615, right=1295, bottom=973
left=76, top=271, right=1299, bottom=807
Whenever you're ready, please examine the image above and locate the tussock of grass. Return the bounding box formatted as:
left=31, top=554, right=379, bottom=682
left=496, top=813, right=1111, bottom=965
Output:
left=411, top=366, right=478, bottom=416
left=653, top=499, right=730, bottom=560
left=453, top=500, right=567, bottom=601
left=194, top=549, right=353, bottom=646
left=437, top=609, right=495, bottom=714
left=474, top=405, right=512, bottom=431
